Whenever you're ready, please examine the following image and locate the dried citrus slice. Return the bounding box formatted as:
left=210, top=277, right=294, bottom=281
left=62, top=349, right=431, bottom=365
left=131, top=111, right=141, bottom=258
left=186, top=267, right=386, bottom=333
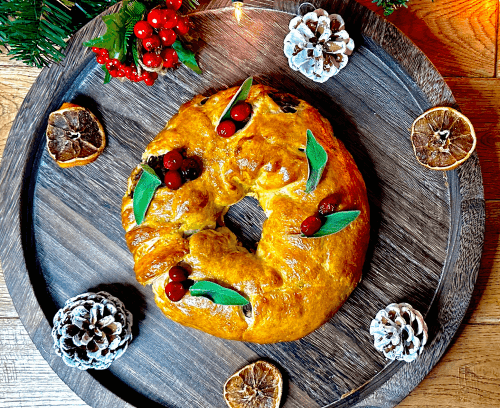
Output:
left=223, top=361, right=283, bottom=408
left=410, top=106, right=476, bottom=171
left=46, top=102, right=105, bottom=168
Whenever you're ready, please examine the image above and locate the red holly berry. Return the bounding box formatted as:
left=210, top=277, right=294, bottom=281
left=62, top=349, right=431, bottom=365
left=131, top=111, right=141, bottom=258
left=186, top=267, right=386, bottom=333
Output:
left=165, top=281, right=186, bottom=302
left=300, top=215, right=323, bottom=236
left=122, top=65, right=133, bottom=77
left=109, top=69, right=119, bottom=78
left=160, top=48, right=179, bottom=68
left=147, top=9, right=167, bottom=29
left=143, top=52, right=163, bottom=68
left=96, top=55, right=107, bottom=65
left=91, top=47, right=101, bottom=53
left=169, top=266, right=188, bottom=282
left=158, top=28, right=177, bottom=47
left=217, top=120, right=236, bottom=137
left=117, top=70, right=125, bottom=78
left=142, top=35, right=161, bottom=51
left=162, top=9, right=178, bottom=29
left=165, top=0, right=182, bottom=10
left=164, top=170, right=183, bottom=189
left=144, top=76, right=155, bottom=86
left=134, top=20, right=153, bottom=39
left=105, top=58, right=121, bottom=73
left=230, top=102, right=252, bottom=122
left=163, top=150, right=183, bottom=170
left=318, top=195, right=339, bottom=216
left=175, top=16, right=190, bottom=35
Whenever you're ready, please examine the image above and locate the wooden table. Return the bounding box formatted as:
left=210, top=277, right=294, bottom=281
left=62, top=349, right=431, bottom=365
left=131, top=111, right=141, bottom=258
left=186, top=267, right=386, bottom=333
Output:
left=0, top=0, right=498, bottom=406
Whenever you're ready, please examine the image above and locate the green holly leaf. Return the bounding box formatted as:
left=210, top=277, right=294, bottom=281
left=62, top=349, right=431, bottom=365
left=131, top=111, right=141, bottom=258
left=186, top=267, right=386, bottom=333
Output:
left=305, top=129, right=328, bottom=193
left=189, top=281, right=249, bottom=306
left=101, top=64, right=112, bottom=84
left=301, top=210, right=360, bottom=238
left=217, top=77, right=253, bottom=124
left=172, top=40, right=202, bottom=75
left=83, top=0, right=146, bottom=61
left=133, top=164, right=162, bottom=225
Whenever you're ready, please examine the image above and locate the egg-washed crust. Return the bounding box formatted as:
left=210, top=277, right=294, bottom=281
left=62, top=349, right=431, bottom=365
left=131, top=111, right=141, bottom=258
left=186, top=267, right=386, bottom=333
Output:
left=121, top=84, right=370, bottom=343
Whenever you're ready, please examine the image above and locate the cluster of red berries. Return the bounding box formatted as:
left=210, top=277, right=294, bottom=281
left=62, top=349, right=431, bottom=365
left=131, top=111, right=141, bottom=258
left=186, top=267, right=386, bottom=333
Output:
left=216, top=101, right=253, bottom=137
left=165, top=265, right=191, bottom=302
left=134, top=0, right=189, bottom=71
left=300, top=195, right=339, bottom=236
left=146, top=149, right=202, bottom=190
left=91, top=47, right=159, bottom=85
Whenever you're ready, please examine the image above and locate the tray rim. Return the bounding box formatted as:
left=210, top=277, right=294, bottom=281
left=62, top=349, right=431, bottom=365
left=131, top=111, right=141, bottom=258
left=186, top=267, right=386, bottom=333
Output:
left=0, top=1, right=485, bottom=407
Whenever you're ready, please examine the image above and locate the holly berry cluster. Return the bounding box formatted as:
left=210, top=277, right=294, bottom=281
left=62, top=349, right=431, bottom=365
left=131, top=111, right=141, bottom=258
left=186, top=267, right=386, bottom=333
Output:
left=147, top=149, right=202, bottom=191
left=216, top=101, right=253, bottom=137
left=134, top=1, right=190, bottom=71
left=300, top=194, right=339, bottom=236
left=165, top=265, right=191, bottom=302
left=91, top=47, right=159, bottom=85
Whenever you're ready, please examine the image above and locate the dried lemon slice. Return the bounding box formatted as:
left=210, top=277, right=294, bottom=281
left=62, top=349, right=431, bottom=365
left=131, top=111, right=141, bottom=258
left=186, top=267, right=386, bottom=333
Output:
left=224, top=361, right=283, bottom=408
left=46, top=102, right=106, bottom=168
left=410, top=106, right=476, bottom=171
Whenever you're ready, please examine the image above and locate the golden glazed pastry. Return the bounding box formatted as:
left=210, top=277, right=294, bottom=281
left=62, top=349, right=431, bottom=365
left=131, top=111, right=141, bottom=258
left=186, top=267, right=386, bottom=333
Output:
left=121, top=84, right=370, bottom=343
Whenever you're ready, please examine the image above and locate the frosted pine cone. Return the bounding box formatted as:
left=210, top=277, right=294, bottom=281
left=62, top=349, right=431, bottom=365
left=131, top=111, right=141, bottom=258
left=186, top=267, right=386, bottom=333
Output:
left=370, top=303, right=428, bottom=362
left=52, top=291, right=133, bottom=370
left=284, top=9, right=354, bottom=83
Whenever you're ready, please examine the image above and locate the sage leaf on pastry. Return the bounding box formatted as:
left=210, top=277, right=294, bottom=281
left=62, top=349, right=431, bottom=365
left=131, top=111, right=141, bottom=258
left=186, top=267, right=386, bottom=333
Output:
left=133, top=164, right=161, bottom=225
left=302, top=210, right=360, bottom=238
left=305, top=129, right=328, bottom=193
left=217, top=77, right=253, bottom=125
left=189, top=281, right=249, bottom=306
left=172, top=40, right=202, bottom=74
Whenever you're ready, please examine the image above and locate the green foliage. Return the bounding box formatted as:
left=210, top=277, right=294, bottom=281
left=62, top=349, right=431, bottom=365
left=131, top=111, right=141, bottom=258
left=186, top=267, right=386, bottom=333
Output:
left=83, top=0, right=146, bottom=61
left=0, top=0, right=119, bottom=67
left=372, top=0, right=410, bottom=16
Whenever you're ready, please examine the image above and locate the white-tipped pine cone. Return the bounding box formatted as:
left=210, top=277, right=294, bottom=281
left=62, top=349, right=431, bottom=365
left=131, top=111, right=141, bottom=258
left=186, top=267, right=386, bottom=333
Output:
left=370, top=303, right=428, bottom=363
left=52, top=291, right=133, bottom=370
left=283, top=9, right=354, bottom=83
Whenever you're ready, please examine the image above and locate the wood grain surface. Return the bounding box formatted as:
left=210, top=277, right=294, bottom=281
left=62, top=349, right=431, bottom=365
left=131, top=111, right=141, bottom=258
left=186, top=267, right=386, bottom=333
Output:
left=0, top=0, right=498, bottom=407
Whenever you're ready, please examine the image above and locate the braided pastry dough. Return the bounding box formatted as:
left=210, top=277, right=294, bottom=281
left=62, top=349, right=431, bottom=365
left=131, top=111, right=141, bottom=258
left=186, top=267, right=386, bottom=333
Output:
left=122, top=84, right=370, bottom=343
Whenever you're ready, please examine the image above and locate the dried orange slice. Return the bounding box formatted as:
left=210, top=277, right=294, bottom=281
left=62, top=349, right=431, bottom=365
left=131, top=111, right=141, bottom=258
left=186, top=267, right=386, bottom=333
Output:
left=46, top=102, right=105, bottom=168
left=223, top=361, right=283, bottom=408
left=410, top=106, right=476, bottom=171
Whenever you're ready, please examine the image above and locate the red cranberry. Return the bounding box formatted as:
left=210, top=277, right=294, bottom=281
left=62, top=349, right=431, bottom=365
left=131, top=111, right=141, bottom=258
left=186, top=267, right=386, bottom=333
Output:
left=163, top=150, right=183, bottom=170
left=217, top=120, right=236, bottom=137
left=180, top=158, right=201, bottom=180
left=230, top=102, right=252, bottom=122
left=143, top=52, right=163, bottom=68
left=134, top=20, right=153, bottom=39
left=142, top=35, right=161, bottom=51
left=147, top=9, right=167, bottom=29
left=158, top=28, right=177, bottom=46
left=165, top=281, right=186, bottom=302
left=160, top=48, right=179, bottom=68
left=318, top=195, right=339, bottom=216
left=164, top=170, right=183, bottom=189
left=169, top=266, right=188, bottom=281
left=175, top=16, right=190, bottom=35
left=165, top=0, right=182, bottom=10
left=301, top=215, right=323, bottom=236
left=162, top=9, right=178, bottom=29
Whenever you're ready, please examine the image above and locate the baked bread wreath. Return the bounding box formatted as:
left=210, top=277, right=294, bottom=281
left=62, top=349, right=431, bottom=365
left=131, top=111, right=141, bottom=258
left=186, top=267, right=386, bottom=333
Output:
left=121, top=83, right=370, bottom=343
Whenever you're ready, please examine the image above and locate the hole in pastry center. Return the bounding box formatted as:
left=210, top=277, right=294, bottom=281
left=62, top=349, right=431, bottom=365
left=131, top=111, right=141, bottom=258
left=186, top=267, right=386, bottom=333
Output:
left=224, top=196, right=267, bottom=252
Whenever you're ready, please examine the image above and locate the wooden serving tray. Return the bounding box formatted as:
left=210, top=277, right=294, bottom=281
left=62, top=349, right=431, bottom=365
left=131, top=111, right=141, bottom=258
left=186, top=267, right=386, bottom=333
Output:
left=0, top=0, right=485, bottom=407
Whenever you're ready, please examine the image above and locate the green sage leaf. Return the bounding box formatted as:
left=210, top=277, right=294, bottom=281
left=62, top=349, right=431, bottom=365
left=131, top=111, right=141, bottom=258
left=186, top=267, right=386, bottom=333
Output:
left=133, top=164, right=161, bottom=225
left=301, top=210, right=360, bottom=238
left=172, top=40, right=202, bottom=75
left=190, top=281, right=249, bottom=306
left=218, top=77, right=253, bottom=124
left=305, top=129, right=328, bottom=193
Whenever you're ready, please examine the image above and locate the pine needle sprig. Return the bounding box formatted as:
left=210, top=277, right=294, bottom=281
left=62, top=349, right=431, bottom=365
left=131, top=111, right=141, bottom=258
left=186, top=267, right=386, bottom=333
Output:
left=372, top=0, right=410, bottom=16
left=0, top=0, right=119, bottom=68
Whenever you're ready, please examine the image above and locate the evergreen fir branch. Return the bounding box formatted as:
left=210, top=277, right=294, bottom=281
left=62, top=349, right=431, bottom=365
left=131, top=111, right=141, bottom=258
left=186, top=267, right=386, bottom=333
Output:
left=372, top=0, right=410, bottom=16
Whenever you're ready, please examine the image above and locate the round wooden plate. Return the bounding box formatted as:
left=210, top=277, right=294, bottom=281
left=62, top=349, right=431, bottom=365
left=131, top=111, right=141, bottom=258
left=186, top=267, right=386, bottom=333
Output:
left=0, top=0, right=485, bottom=407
